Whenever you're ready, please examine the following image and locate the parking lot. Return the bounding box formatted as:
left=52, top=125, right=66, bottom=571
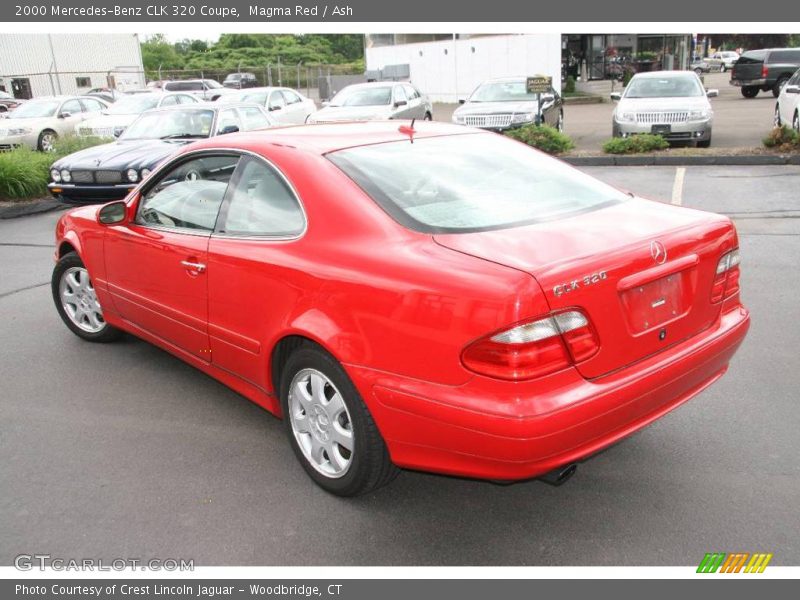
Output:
left=1, top=163, right=798, bottom=566
left=433, top=72, right=777, bottom=150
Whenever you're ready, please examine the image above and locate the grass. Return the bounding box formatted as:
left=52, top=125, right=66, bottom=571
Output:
left=0, top=136, right=107, bottom=201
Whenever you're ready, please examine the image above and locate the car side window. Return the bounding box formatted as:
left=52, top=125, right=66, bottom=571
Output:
left=393, top=86, right=408, bottom=104
left=160, top=95, right=179, bottom=107
left=268, top=91, right=286, bottom=111
left=136, top=155, right=239, bottom=232
left=178, top=94, right=197, bottom=104
left=790, top=70, right=800, bottom=85
left=404, top=85, right=419, bottom=100
left=61, top=99, right=83, bottom=115
left=80, top=98, right=105, bottom=112
left=217, top=108, right=242, bottom=134
left=282, top=89, right=302, bottom=104
left=239, top=107, right=271, bottom=131
left=220, top=156, right=304, bottom=237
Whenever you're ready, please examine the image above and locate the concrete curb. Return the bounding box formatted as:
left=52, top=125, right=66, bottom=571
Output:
left=563, top=153, right=800, bottom=167
left=0, top=198, right=67, bottom=220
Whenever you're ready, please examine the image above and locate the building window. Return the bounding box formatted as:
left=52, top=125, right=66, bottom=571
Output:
left=75, top=76, right=91, bottom=88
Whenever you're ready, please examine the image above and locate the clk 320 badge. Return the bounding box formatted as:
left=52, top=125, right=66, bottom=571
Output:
left=553, top=271, right=608, bottom=297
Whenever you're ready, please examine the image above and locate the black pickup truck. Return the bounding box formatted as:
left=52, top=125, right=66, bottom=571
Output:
left=730, top=48, right=800, bottom=98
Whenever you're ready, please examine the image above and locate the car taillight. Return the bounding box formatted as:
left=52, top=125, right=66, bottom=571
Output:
left=761, top=64, right=769, bottom=78
left=461, top=310, right=599, bottom=381
left=711, top=248, right=741, bottom=303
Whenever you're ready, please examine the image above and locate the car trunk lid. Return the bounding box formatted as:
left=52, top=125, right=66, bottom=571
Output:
left=434, top=199, right=737, bottom=379
left=732, top=50, right=768, bottom=81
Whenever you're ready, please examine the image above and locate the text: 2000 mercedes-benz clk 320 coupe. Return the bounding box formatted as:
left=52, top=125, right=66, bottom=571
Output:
left=51, top=122, right=749, bottom=496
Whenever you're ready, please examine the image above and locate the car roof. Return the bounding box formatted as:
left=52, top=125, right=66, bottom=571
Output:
left=182, top=120, right=478, bottom=155
left=142, top=102, right=264, bottom=113
left=630, top=70, right=697, bottom=79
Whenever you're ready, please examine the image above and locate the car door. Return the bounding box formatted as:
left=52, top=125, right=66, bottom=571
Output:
left=54, top=99, right=86, bottom=136
left=280, top=89, right=308, bottom=124
left=103, top=153, right=240, bottom=360
left=267, top=90, right=289, bottom=124
left=207, top=154, right=306, bottom=388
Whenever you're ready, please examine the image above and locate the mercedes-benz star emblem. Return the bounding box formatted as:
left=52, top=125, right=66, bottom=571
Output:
left=650, top=240, right=667, bottom=265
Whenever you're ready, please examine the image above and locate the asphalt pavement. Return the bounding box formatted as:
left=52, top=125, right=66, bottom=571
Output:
left=1, top=165, right=798, bottom=566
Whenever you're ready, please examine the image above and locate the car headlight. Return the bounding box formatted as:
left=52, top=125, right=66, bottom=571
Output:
left=140, top=168, right=151, bottom=179
left=8, top=127, right=32, bottom=136
left=51, top=169, right=61, bottom=183
left=60, top=169, right=71, bottom=183
left=126, top=169, right=138, bottom=183
left=452, top=114, right=465, bottom=124
left=616, top=111, right=636, bottom=123
left=511, top=112, right=536, bottom=124
left=688, top=109, right=711, bottom=120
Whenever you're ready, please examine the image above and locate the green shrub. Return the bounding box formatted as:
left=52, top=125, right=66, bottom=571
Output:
left=762, top=125, right=800, bottom=150
left=564, top=76, right=576, bottom=94
left=602, top=134, right=669, bottom=154
left=505, top=124, right=574, bottom=155
left=0, top=135, right=107, bottom=201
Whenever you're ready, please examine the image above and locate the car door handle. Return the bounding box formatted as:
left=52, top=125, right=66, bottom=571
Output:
left=180, top=260, right=206, bottom=273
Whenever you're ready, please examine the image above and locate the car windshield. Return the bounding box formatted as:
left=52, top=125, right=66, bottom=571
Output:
left=329, top=133, right=627, bottom=233
left=7, top=100, right=60, bottom=119
left=624, top=76, right=704, bottom=98
left=120, top=109, right=214, bottom=140
left=329, top=86, right=392, bottom=107
left=205, top=80, right=223, bottom=89
left=104, top=95, right=161, bottom=115
left=470, top=81, right=539, bottom=102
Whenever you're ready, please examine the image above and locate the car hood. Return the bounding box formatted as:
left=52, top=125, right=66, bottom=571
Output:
left=79, top=114, right=140, bottom=129
left=52, top=139, right=187, bottom=171
left=454, top=101, right=541, bottom=116
left=312, top=105, right=393, bottom=121
left=617, top=96, right=710, bottom=112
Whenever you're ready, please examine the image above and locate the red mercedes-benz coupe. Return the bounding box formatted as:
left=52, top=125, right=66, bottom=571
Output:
left=51, top=122, right=750, bottom=496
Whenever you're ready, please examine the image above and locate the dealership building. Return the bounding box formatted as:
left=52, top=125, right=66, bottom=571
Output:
left=364, top=34, right=563, bottom=103
left=0, top=33, right=146, bottom=99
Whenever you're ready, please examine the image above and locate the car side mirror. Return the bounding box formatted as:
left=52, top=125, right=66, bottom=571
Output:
left=785, top=85, right=800, bottom=95
left=97, top=201, right=127, bottom=225
left=269, top=105, right=282, bottom=111
left=59, top=111, right=72, bottom=119
left=610, top=92, right=622, bottom=102
left=219, top=125, right=240, bottom=135
left=113, top=127, right=124, bottom=138
left=706, top=89, right=720, bottom=97
left=394, top=100, right=408, bottom=107
left=458, top=99, right=466, bottom=105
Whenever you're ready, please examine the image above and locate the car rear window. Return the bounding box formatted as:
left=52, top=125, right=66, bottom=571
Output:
left=328, top=133, right=627, bottom=234
left=768, top=50, right=800, bottom=63
left=737, top=50, right=768, bottom=64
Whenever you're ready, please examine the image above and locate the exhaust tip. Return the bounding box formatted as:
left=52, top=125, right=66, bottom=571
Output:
left=539, top=463, right=577, bottom=486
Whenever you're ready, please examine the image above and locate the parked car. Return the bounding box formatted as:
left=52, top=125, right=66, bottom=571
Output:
left=161, top=79, right=235, bottom=101
left=690, top=59, right=718, bottom=75
left=611, top=71, right=718, bottom=147
left=0, top=95, right=108, bottom=151
left=708, top=51, right=740, bottom=72
left=51, top=121, right=749, bottom=496
left=307, top=82, right=432, bottom=123
left=219, top=86, right=316, bottom=125
left=86, top=88, right=123, bottom=104
left=774, top=67, right=800, bottom=131
left=223, top=72, right=259, bottom=89
left=452, top=76, right=564, bottom=131
left=0, top=90, right=23, bottom=114
left=730, top=48, right=800, bottom=98
left=75, top=92, right=199, bottom=138
left=48, top=103, right=274, bottom=203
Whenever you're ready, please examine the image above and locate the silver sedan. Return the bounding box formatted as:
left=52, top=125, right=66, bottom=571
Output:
left=307, top=82, right=432, bottom=123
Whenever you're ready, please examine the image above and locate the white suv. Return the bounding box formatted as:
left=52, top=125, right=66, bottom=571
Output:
left=775, top=68, right=800, bottom=131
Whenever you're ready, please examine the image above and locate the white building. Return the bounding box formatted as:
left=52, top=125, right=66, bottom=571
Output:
left=0, top=34, right=145, bottom=99
left=365, top=34, right=562, bottom=103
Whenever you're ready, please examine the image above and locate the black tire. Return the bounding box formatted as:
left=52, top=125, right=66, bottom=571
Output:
left=774, top=104, right=782, bottom=127
left=51, top=252, right=122, bottom=343
left=423, top=112, right=432, bottom=121
left=720, top=64, right=726, bottom=73
left=37, top=129, right=58, bottom=152
left=279, top=344, right=399, bottom=496
left=741, top=86, right=759, bottom=98
left=773, top=77, right=789, bottom=98
left=694, top=67, right=703, bottom=75
left=794, top=111, right=800, bottom=133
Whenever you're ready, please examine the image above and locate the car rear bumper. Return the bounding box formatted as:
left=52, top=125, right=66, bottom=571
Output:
left=348, top=305, right=749, bottom=481
left=730, top=78, right=767, bottom=87
left=48, top=182, right=135, bottom=204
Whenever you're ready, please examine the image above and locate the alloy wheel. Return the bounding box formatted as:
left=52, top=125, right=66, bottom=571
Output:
left=40, top=132, right=56, bottom=152
left=59, top=267, right=106, bottom=333
left=288, top=368, right=354, bottom=478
